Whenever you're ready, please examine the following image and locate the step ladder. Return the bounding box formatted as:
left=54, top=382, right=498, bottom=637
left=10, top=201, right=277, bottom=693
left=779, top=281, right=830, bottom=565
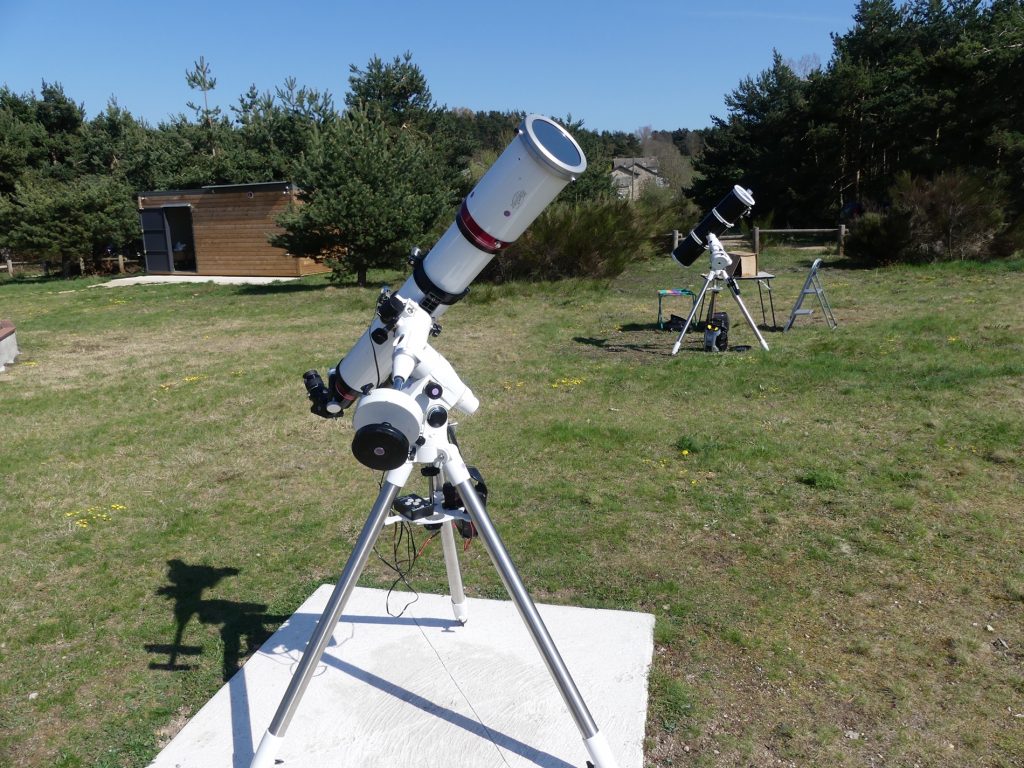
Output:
left=783, top=258, right=837, bottom=331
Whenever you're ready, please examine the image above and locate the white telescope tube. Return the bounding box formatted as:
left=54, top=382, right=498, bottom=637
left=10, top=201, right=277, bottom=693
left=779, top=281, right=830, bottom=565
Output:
left=328, top=115, right=587, bottom=409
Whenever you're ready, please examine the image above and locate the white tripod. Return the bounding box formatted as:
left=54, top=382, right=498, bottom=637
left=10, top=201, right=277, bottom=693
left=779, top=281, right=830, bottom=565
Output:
left=251, top=298, right=620, bottom=768
left=670, top=234, right=770, bottom=356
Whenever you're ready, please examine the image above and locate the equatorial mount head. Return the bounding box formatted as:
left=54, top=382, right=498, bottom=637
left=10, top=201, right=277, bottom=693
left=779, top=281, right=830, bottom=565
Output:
left=350, top=297, right=478, bottom=471
left=706, top=233, right=733, bottom=276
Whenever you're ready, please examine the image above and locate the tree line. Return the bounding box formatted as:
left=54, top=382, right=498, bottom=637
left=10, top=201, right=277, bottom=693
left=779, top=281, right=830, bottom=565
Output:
left=692, top=0, right=1024, bottom=263
left=0, top=53, right=676, bottom=281
left=5, top=1, right=1021, bottom=280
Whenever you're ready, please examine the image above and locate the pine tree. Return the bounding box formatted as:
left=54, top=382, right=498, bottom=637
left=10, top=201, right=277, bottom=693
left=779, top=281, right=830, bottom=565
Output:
left=272, top=107, right=456, bottom=286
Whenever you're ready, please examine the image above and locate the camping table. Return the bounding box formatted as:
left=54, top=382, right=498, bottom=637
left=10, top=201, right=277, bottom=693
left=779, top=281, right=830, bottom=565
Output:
left=733, top=272, right=777, bottom=329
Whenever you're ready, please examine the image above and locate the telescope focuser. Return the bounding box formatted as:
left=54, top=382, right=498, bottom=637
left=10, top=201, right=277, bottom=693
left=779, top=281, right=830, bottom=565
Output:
left=303, top=369, right=344, bottom=418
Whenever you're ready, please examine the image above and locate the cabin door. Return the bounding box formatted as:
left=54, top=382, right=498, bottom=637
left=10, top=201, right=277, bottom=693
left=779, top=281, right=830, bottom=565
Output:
left=139, top=206, right=197, bottom=273
left=163, top=205, right=197, bottom=272
left=140, top=209, right=172, bottom=272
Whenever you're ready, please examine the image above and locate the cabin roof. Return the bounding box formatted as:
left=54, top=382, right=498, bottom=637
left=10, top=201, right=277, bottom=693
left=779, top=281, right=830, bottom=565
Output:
left=137, top=181, right=294, bottom=198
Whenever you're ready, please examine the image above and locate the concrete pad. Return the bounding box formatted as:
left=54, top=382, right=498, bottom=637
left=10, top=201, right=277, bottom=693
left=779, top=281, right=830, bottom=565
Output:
left=149, top=586, right=654, bottom=768
left=98, top=275, right=299, bottom=288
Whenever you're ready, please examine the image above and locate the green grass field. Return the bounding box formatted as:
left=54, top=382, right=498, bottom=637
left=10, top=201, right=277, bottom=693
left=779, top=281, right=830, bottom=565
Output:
left=1, top=249, right=1022, bottom=767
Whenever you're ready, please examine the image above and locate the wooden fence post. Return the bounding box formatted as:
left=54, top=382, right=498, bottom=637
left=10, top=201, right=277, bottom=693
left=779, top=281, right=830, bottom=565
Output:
left=4, top=258, right=12, bottom=277
left=118, top=253, right=126, bottom=273
left=838, top=224, right=846, bottom=257
left=753, top=227, right=760, bottom=257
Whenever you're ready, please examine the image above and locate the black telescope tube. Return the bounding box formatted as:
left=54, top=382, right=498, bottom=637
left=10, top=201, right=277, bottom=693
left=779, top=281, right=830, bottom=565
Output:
left=672, top=185, right=755, bottom=266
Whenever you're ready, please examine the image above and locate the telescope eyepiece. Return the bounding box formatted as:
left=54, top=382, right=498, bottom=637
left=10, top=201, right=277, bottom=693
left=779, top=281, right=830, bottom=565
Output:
left=303, top=369, right=328, bottom=401
left=303, top=369, right=344, bottom=417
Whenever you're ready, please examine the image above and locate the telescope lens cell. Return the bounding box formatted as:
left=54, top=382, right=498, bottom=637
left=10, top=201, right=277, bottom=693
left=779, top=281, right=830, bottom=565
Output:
left=530, top=119, right=583, bottom=167
left=672, top=233, right=706, bottom=267
left=521, top=115, right=587, bottom=179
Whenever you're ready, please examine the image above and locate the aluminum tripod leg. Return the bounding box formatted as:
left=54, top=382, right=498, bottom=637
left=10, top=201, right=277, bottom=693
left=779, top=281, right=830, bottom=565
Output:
left=439, top=520, right=468, bottom=623
left=670, top=271, right=715, bottom=356
left=424, top=469, right=467, bottom=624
left=453, top=467, right=619, bottom=768
left=250, top=476, right=404, bottom=768
left=725, top=278, right=770, bottom=351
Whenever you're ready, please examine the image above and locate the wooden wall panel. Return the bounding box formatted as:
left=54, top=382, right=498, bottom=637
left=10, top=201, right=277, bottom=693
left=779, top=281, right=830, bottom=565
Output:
left=138, top=187, right=329, bottom=277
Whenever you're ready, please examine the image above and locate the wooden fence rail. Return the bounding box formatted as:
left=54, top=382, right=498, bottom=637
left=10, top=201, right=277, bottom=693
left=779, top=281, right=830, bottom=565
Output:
left=666, top=226, right=846, bottom=258
left=2, top=255, right=140, bottom=277
left=753, top=226, right=846, bottom=257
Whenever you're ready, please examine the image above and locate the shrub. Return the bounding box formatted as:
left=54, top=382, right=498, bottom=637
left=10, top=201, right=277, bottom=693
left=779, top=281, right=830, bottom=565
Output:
left=846, top=171, right=1009, bottom=265
left=844, top=211, right=913, bottom=266
left=481, top=193, right=700, bottom=283
left=891, top=171, right=1006, bottom=262
left=485, top=198, right=644, bottom=282
left=636, top=187, right=700, bottom=257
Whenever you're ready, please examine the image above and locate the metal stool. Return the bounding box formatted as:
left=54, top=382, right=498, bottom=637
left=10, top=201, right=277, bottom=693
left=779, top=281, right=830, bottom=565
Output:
left=657, top=288, right=697, bottom=329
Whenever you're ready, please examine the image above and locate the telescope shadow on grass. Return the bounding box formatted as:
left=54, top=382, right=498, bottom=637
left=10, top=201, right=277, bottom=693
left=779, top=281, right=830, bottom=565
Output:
left=145, top=559, right=288, bottom=682
left=234, top=281, right=332, bottom=296
left=575, top=322, right=680, bottom=358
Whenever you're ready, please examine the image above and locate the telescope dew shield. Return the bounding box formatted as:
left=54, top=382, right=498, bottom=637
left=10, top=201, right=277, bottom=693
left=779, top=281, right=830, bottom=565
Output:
left=333, top=115, right=587, bottom=406
left=415, top=114, right=587, bottom=305
left=672, top=185, right=755, bottom=267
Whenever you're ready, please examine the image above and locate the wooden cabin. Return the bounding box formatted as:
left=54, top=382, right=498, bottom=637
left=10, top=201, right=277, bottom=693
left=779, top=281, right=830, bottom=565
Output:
left=136, top=182, right=328, bottom=277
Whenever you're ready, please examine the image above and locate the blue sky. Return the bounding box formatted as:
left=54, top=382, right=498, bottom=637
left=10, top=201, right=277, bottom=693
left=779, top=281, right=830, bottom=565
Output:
left=0, top=1, right=858, bottom=133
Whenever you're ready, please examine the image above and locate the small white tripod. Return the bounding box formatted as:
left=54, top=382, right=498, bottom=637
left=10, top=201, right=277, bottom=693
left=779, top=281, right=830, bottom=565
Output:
left=670, top=234, right=770, bottom=356
left=251, top=298, right=619, bottom=768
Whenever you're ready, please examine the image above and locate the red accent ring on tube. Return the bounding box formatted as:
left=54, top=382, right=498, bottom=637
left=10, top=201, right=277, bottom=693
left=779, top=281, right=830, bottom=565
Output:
left=332, top=377, right=359, bottom=403
left=456, top=200, right=504, bottom=254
